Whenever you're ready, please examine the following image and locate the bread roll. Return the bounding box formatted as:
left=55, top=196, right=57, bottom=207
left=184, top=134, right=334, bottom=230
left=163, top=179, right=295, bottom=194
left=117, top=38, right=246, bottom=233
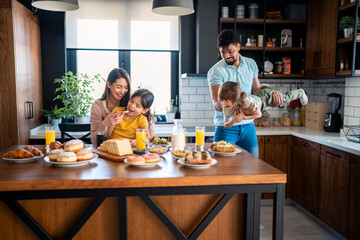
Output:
left=57, top=152, right=77, bottom=162
left=64, top=140, right=84, bottom=152
left=49, top=149, right=65, bottom=162
left=76, top=149, right=93, bottom=161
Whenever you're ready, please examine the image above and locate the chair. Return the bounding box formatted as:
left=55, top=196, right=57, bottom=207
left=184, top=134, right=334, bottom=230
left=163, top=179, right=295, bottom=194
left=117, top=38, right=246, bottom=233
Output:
left=58, top=123, right=91, bottom=144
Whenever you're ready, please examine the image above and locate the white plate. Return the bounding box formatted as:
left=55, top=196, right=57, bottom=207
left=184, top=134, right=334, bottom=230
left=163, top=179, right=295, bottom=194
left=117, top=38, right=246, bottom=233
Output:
left=124, top=158, right=162, bottom=168
left=177, top=158, right=217, bottom=169
left=3, top=154, right=44, bottom=163
left=44, top=153, right=97, bottom=167
left=207, top=148, right=242, bottom=156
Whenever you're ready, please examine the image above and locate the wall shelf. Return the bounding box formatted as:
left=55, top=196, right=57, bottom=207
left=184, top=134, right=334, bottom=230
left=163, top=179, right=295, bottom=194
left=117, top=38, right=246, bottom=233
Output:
left=336, top=70, right=360, bottom=75
left=262, top=74, right=304, bottom=78
left=339, top=1, right=359, bottom=11
left=338, top=35, right=360, bottom=44
left=265, top=47, right=305, bottom=51
left=219, top=18, right=306, bottom=24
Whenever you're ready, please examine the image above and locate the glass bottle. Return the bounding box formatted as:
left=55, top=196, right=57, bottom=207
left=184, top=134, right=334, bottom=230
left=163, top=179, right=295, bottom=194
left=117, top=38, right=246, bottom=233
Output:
left=340, top=59, right=344, bottom=71
left=282, top=112, right=291, bottom=127
left=345, top=58, right=349, bottom=70
left=292, top=107, right=302, bottom=126
left=261, top=111, right=271, bottom=127
left=171, top=119, right=185, bottom=150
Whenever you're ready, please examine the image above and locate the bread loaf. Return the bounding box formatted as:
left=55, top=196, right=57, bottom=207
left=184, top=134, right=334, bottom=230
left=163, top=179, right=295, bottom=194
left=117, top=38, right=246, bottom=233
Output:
left=97, top=139, right=133, bottom=156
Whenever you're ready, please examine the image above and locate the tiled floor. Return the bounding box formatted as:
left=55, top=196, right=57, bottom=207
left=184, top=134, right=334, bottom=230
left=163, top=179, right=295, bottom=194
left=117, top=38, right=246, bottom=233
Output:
left=260, top=205, right=339, bottom=240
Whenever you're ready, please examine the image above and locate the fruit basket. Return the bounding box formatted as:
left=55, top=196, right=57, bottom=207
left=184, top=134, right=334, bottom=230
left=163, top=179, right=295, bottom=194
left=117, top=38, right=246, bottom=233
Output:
left=342, top=125, right=360, bottom=143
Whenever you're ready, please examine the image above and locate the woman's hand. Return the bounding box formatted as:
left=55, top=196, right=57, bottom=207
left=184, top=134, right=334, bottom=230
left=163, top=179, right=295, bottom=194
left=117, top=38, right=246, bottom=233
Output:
left=271, top=90, right=285, bottom=107
left=129, top=139, right=136, bottom=147
left=105, top=111, right=125, bottom=126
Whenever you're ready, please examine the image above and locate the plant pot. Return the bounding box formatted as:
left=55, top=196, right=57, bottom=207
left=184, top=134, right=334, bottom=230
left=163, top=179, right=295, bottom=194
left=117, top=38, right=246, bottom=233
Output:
left=51, top=118, right=62, bottom=127
left=166, top=112, right=175, bottom=123
left=344, top=28, right=353, bottom=38
left=75, top=116, right=89, bottom=124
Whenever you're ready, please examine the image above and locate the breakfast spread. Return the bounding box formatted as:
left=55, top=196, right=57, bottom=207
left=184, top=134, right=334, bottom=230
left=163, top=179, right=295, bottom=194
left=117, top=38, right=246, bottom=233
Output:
left=211, top=141, right=235, bottom=153
left=172, top=149, right=191, bottom=157
left=184, top=151, right=212, bottom=164
left=48, top=139, right=93, bottom=162
left=149, top=147, right=168, bottom=155
left=152, top=137, right=168, bottom=145
left=97, top=139, right=133, bottom=156
left=2, top=146, right=43, bottom=159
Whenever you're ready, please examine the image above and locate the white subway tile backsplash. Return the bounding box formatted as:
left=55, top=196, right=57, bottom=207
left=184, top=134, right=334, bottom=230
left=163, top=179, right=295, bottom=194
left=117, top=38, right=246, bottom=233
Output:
left=181, top=95, right=189, bottom=103
left=189, top=110, right=205, bottom=118
left=182, top=79, right=189, bottom=87
left=349, top=77, right=360, bottom=87
left=197, top=103, right=213, bottom=111
left=355, top=87, right=360, bottom=96
left=344, top=107, right=354, bottom=116
left=198, top=119, right=213, bottom=124
left=204, top=95, right=212, bottom=103
left=181, top=111, right=189, bottom=119
left=204, top=110, right=215, bottom=118
left=197, top=87, right=210, bottom=95
left=347, top=116, right=360, bottom=125
left=345, top=87, right=356, bottom=97
left=181, top=103, right=197, bottom=111
left=353, top=108, right=360, bottom=118
left=189, top=95, right=205, bottom=102
left=182, top=87, right=197, bottom=94
left=189, top=79, right=206, bottom=87
left=348, top=97, right=360, bottom=107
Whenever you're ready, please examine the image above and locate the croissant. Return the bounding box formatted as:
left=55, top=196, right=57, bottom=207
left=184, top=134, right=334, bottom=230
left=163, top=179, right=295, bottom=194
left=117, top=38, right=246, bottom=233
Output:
left=24, top=146, right=43, bottom=156
left=3, top=149, right=34, bottom=159
left=49, top=141, right=62, bottom=150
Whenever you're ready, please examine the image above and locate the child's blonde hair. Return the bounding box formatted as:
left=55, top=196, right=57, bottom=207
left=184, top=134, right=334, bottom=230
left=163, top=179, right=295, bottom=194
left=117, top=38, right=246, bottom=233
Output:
left=218, top=81, right=247, bottom=104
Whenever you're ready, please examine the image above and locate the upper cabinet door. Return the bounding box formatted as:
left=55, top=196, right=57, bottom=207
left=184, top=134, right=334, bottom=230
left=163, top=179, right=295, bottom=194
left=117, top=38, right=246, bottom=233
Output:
left=305, top=0, right=338, bottom=78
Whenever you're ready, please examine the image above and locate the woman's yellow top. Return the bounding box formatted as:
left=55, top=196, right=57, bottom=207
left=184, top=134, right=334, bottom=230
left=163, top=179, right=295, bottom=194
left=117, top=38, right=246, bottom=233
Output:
left=110, top=107, right=148, bottom=139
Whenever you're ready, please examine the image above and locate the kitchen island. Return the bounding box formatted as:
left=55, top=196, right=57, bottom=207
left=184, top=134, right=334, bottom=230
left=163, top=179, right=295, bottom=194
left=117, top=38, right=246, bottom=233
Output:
left=0, top=144, right=286, bottom=240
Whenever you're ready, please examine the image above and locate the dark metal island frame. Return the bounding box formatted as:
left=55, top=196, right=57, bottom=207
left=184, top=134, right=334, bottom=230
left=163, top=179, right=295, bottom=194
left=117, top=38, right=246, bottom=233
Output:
left=0, top=144, right=286, bottom=240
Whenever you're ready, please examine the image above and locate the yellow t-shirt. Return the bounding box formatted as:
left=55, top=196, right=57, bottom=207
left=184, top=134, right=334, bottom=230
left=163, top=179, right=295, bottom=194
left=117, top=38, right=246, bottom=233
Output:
left=110, top=107, right=148, bottom=139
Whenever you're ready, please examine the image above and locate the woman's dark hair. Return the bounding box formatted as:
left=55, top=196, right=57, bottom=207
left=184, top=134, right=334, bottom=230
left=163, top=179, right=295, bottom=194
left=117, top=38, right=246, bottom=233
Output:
left=217, top=30, right=239, bottom=49
left=218, top=81, right=242, bottom=103
left=131, top=89, right=154, bottom=124
left=100, top=68, right=131, bottom=107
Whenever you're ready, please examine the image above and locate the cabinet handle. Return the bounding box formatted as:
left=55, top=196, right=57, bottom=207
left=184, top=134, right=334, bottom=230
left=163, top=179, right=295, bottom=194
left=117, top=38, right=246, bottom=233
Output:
left=304, top=142, right=309, bottom=148
left=25, top=101, right=33, bottom=119
left=266, top=137, right=271, bottom=143
left=325, top=151, right=341, bottom=158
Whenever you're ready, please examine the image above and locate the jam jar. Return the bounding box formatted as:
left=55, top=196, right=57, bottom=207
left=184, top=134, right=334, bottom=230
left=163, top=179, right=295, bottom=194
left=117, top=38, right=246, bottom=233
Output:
left=272, top=117, right=281, bottom=127
left=261, top=111, right=271, bottom=127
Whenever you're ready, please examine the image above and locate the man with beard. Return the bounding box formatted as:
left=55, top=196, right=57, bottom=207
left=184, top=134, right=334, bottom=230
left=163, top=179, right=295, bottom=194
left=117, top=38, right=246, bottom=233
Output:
left=207, top=30, right=284, bottom=157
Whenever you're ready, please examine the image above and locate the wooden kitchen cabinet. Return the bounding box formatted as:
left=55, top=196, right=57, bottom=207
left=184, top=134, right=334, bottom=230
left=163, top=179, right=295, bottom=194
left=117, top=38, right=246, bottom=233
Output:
left=348, top=153, right=360, bottom=239
left=258, top=135, right=290, bottom=198
left=291, top=137, right=321, bottom=217
left=0, top=0, right=43, bottom=151
left=319, top=145, right=349, bottom=237
left=305, top=0, right=338, bottom=78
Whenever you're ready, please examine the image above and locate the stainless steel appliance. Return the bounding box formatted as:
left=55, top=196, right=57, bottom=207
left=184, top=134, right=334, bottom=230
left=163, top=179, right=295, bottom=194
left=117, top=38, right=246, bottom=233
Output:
left=324, top=93, right=342, bottom=132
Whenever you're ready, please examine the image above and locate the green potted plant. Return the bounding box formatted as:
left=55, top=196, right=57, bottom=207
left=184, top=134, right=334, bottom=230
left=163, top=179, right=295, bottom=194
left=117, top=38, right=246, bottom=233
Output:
left=54, top=71, right=105, bottom=123
left=166, top=99, right=178, bottom=123
left=339, top=16, right=355, bottom=38
left=40, top=104, right=65, bottom=127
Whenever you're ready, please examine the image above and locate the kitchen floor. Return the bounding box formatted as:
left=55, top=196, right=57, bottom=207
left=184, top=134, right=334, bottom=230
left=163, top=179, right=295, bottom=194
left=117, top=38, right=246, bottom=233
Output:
left=260, top=204, right=339, bottom=240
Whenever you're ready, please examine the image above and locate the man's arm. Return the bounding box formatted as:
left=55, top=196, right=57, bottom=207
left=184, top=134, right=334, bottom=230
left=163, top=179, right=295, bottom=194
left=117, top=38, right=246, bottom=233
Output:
left=209, top=84, right=223, bottom=112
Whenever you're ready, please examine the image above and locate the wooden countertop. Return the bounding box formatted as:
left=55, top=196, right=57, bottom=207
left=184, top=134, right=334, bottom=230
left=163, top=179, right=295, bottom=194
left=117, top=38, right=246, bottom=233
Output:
left=0, top=145, right=286, bottom=192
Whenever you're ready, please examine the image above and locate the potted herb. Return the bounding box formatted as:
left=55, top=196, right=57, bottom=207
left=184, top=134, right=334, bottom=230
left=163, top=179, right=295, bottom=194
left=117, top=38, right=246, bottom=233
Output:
left=54, top=71, right=105, bottom=123
left=339, top=16, right=355, bottom=38
left=40, top=105, right=65, bottom=127
left=166, top=99, right=178, bottom=123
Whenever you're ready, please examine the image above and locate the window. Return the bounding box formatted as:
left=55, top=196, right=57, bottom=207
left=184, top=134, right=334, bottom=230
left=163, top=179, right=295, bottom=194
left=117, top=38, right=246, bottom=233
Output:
left=66, top=0, right=179, bottom=115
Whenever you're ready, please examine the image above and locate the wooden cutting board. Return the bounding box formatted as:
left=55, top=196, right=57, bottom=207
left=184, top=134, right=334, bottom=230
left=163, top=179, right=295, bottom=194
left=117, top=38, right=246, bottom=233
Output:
left=92, top=149, right=137, bottom=162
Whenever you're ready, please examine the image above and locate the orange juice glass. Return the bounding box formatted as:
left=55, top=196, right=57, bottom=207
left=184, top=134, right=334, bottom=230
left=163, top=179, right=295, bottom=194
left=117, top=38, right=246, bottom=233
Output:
left=45, top=126, right=56, bottom=146
left=136, top=129, right=147, bottom=150
left=195, top=126, right=205, bottom=151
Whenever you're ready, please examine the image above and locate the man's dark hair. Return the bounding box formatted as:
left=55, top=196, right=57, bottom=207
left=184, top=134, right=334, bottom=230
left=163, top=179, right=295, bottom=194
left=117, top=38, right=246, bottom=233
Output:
left=217, top=30, right=239, bottom=49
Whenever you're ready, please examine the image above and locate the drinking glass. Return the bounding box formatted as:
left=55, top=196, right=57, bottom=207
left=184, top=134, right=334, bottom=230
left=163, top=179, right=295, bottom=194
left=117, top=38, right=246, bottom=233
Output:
left=183, top=128, right=187, bottom=145
left=195, top=126, right=205, bottom=151
left=45, top=125, right=56, bottom=151
left=136, top=129, right=147, bottom=150
left=96, top=131, right=107, bottom=147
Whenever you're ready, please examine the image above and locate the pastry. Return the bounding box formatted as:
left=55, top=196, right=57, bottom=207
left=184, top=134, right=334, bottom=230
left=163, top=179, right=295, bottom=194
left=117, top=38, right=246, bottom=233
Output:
left=57, top=152, right=77, bottom=162
left=152, top=137, right=168, bottom=145
left=142, top=153, right=161, bottom=163
left=127, top=155, right=145, bottom=165
left=49, top=149, right=65, bottom=162
left=98, top=139, right=133, bottom=156
left=76, top=149, right=93, bottom=161
left=24, top=146, right=43, bottom=156
left=184, top=151, right=211, bottom=164
left=2, top=149, right=34, bottom=159
left=64, top=140, right=84, bottom=152
left=149, top=147, right=168, bottom=155
left=211, top=141, right=235, bottom=153
left=172, top=149, right=191, bottom=157
left=49, top=141, right=62, bottom=150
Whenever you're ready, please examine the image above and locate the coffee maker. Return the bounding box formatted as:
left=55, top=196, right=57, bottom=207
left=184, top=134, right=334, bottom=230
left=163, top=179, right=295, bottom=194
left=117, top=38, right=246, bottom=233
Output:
left=324, top=93, right=342, bottom=132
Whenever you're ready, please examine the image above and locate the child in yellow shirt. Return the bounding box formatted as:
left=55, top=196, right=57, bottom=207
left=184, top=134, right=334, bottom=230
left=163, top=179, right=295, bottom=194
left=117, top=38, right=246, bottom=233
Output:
left=108, top=89, right=154, bottom=147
